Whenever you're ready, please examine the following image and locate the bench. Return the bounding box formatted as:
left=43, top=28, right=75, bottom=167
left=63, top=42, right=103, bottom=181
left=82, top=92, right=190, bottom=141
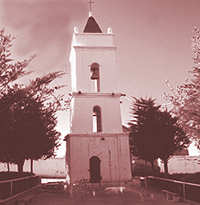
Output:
left=15, top=194, right=35, bottom=205
left=162, top=189, right=180, bottom=201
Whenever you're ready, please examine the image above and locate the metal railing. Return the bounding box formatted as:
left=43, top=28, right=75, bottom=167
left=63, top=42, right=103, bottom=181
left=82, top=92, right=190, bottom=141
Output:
left=0, top=175, right=40, bottom=201
left=146, top=176, right=200, bottom=203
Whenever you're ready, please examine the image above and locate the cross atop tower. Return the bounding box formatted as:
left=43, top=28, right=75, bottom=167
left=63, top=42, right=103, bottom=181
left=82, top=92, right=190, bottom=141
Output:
left=88, top=0, right=95, bottom=17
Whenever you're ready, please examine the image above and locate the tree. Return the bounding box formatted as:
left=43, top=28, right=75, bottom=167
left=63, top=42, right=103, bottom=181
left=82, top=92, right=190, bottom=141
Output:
left=0, top=29, right=32, bottom=93
left=0, top=87, right=60, bottom=173
left=129, top=98, right=161, bottom=165
left=129, top=97, right=189, bottom=175
left=0, top=29, right=32, bottom=171
left=156, top=110, right=189, bottom=174
left=167, top=27, right=200, bottom=146
left=0, top=29, right=64, bottom=172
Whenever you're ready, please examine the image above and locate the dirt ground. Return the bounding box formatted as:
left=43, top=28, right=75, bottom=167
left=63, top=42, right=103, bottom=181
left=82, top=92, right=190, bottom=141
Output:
left=24, top=190, right=191, bottom=205
left=5, top=180, right=198, bottom=205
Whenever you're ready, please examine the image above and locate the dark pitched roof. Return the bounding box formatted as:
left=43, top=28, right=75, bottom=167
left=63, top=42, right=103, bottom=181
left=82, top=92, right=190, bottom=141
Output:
left=83, top=16, right=102, bottom=33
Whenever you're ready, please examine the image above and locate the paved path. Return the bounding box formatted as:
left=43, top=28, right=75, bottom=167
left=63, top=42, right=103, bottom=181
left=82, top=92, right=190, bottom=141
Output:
left=5, top=181, right=199, bottom=205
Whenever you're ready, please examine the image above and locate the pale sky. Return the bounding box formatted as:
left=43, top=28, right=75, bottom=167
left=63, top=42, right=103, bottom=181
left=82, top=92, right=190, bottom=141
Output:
left=1, top=0, right=200, bottom=156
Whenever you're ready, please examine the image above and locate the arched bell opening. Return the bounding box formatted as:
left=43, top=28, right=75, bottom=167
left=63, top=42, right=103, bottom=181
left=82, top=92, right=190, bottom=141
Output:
left=93, top=105, right=102, bottom=133
left=90, top=63, right=100, bottom=92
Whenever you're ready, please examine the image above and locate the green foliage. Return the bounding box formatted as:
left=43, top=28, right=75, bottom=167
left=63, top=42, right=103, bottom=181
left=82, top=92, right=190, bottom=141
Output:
left=0, top=84, right=61, bottom=172
left=0, top=29, right=33, bottom=93
left=132, top=161, right=160, bottom=177
left=0, top=87, right=60, bottom=157
left=168, top=27, right=200, bottom=146
left=129, top=97, right=189, bottom=174
left=0, top=29, right=64, bottom=172
left=129, top=98, right=160, bottom=160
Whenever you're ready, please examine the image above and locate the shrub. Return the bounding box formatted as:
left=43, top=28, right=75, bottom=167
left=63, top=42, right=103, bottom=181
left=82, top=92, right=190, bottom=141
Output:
left=132, top=163, right=160, bottom=177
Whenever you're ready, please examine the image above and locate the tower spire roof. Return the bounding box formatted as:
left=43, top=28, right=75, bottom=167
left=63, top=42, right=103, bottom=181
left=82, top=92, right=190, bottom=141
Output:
left=83, top=16, right=102, bottom=33
left=83, top=0, right=102, bottom=33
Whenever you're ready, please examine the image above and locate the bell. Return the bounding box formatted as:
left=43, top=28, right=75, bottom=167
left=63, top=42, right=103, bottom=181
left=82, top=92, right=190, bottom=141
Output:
left=91, top=68, right=99, bottom=80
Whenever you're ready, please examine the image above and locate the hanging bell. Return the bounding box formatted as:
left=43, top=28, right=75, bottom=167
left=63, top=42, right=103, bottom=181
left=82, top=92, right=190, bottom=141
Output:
left=91, top=68, right=99, bottom=80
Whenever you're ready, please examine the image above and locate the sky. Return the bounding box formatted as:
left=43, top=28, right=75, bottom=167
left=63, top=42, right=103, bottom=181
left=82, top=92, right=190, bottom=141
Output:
left=1, top=0, right=200, bottom=156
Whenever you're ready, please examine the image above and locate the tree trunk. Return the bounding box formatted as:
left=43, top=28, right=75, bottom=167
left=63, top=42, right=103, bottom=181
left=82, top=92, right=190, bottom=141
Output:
left=145, top=160, right=147, bottom=168
left=151, top=160, right=154, bottom=170
left=164, top=159, right=169, bottom=175
left=30, top=159, right=34, bottom=173
left=17, top=159, right=25, bottom=173
left=7, top=162, right=10, bottom=172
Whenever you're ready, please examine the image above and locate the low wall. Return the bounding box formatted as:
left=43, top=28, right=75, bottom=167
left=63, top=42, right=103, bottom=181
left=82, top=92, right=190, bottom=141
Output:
left=0, top=175, right=40, bottom=202
left=146, top=176, right=200, bottom=203
left=159, top=156, right=200, bottom=174
left=0, top=158, right=66, bottom=178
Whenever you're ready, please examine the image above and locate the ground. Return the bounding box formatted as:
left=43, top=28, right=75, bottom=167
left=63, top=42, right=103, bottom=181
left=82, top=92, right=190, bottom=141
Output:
left=5, top=178, right=199, bottom=205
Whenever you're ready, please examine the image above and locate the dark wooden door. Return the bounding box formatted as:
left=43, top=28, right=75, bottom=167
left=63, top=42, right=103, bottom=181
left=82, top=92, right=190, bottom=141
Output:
left=89, top=156, right=101, bottom=183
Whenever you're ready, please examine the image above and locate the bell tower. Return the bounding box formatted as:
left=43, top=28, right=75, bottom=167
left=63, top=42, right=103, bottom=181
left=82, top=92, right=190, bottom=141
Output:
left=65, top=12, right=132, bottom=185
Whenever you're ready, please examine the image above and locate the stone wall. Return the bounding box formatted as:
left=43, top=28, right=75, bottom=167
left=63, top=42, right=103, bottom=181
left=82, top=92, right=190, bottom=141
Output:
left=0, top=158, right=65, bottom=178
left=159, top=156, right=200, bottom=174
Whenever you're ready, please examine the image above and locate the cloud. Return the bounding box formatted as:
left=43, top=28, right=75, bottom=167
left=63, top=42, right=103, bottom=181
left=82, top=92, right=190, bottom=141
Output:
left=1, top=0, right=87, bottom=73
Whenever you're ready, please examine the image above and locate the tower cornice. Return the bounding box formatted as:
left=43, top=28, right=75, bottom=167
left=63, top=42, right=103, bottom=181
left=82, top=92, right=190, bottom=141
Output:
left=65, top=133, right=128, bottom=140
left=71, top=32, right=115, bottom=48
left=71, top=92, right=125, bottom=98
left=73, top=46, right=117, bottom=49
left=73, top=32, right=115, bottom=36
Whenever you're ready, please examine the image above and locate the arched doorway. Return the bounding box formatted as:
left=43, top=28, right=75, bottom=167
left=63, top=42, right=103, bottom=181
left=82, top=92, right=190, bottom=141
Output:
left=89, top=156, right=101, bottom=183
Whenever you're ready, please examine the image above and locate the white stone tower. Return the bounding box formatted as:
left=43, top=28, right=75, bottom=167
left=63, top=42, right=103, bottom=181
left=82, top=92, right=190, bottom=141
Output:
left=65, top=13, right=132, bottom=185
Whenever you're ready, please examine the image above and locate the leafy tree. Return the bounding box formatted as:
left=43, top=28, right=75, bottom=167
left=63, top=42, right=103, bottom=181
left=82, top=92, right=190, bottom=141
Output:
left=156, top=110, right=189, bottom=174
left=167, top=27, right=200, bottom=146
left=129, top=97, right=189, bottom=175
left=129, top=98, right=161, bottom=168
left=0, top=87, right=60, bottom=173
left=0, top=29, right=32, bottom=93
left=0, top=28, right=31, bottom=171
left=0, top=29, right=64, bottom=172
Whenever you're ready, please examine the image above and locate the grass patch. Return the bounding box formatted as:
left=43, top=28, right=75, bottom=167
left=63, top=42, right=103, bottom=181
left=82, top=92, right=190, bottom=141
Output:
left=161, top=172, right=200, bottom=185
left=0, top=171, right=34, bottom=181
left=132, top=161, right=200, bottom=185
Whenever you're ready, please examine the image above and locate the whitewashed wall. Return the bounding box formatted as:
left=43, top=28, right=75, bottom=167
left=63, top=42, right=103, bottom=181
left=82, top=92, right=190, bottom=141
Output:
left=159, top=156, right=200, bottom=174
left=70, top=32, right=117, bottom=93
left=71, top=94, right=122, bottom=134
left=68, top=134, right=132, bottom=183
left=0, top=158, right=66, bottom=178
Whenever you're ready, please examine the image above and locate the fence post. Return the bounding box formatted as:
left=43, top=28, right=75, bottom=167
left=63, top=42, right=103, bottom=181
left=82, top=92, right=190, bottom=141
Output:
left=182, top=183, right=186, bottom=201
left=10, top=181, right=13, bottom=196
left=144, top=177, right=148, bottom=189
